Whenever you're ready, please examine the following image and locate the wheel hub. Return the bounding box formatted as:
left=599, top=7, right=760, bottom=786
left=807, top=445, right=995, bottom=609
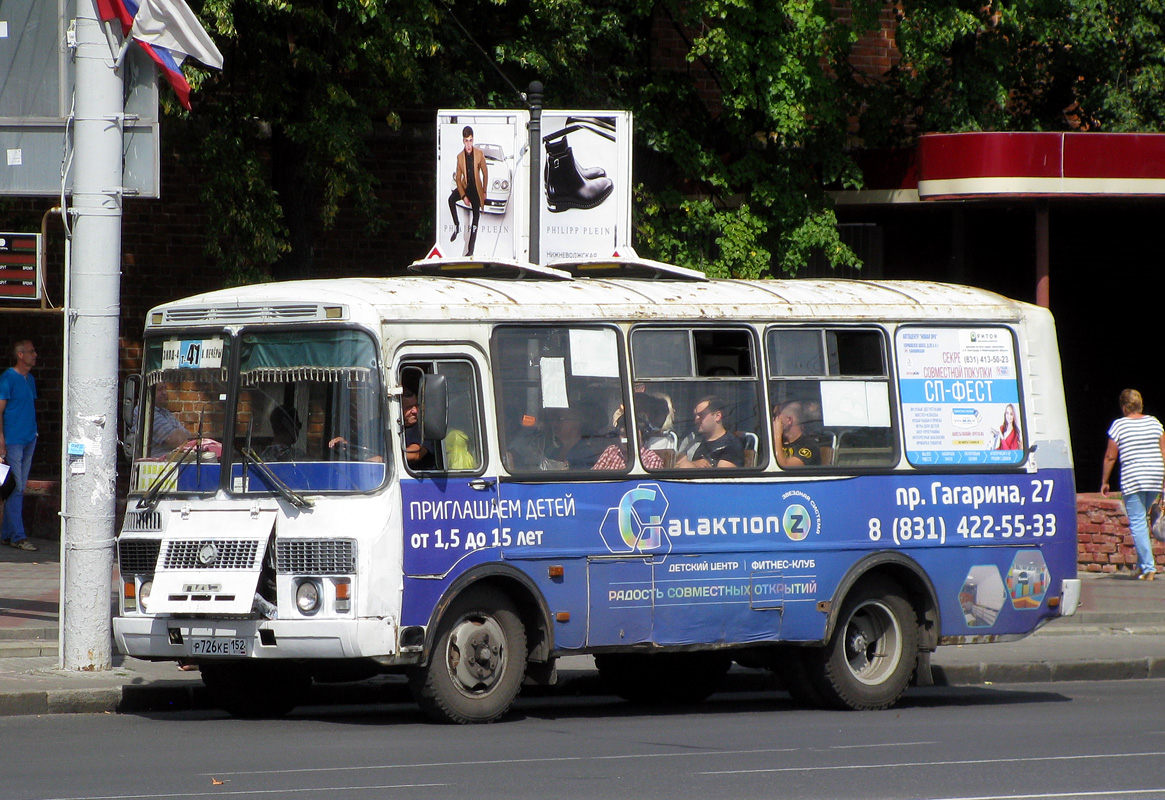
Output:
left=447, top=615, right=506, bottom=693
left=465, top=630, right=499, bottom=680
left=844, top=601, right=900, bottom=684
left=848, top=629, right=870, bottom=657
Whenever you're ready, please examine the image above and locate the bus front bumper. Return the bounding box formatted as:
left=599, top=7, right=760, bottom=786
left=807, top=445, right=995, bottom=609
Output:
left=113, top=616, right=418, bottom=665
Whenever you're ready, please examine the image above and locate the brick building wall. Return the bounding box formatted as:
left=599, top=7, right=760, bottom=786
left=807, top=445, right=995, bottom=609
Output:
left=841, top=5, right=902, bottom=78
left=1077, top=493, right=1161, bottom=574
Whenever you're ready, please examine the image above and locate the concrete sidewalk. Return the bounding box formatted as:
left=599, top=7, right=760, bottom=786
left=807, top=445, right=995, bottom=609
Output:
left=4, top=532, right=1165, bottom=717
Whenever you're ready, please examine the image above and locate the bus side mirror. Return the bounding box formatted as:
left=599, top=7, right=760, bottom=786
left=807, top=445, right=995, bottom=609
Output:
left=121, top=374, right=141, bottom=457
left=420, top=373, right=448, bottom=441
left=122, top=374, right=141, bottom=439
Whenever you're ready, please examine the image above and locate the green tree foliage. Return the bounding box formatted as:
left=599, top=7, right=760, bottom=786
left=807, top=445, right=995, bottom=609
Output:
left=194, top=0, right=448, bottom=281
left=174, top=0, right=894, bottom=281
left=887, top=0, right=1165, bottom=134
left=169, top=0, right=1165, bottom=282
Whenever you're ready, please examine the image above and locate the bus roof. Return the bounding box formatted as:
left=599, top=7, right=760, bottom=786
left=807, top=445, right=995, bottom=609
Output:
left=146, top=271, right=1031, bottom=329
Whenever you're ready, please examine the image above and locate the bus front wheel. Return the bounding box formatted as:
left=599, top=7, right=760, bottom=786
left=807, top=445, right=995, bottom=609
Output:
left=810, top=578, right=918, bottom=710
left=410, top=587, right=527, bottom=724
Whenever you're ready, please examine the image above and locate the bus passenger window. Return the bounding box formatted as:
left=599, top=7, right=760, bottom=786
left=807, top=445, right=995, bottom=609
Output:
left=767, top=328, right=896, bottom=468
left=491, top=326, right=627, bottom=476
left=630, top=327, right=763, bottom=470
left=399, top=360, right=486, bottom=474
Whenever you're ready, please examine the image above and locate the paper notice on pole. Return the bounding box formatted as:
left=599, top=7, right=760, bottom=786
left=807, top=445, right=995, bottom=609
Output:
left=68, top=442, right=86, bottom=474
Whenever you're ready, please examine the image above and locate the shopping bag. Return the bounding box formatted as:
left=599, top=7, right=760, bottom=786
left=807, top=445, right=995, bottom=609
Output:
left=0, top=463, right=14, bottom=502
left=1152, top=498, right=1165, bottom=543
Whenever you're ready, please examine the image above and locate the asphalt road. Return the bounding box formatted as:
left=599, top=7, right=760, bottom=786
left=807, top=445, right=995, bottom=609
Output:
left=4, top=679, right=1165, bottom=800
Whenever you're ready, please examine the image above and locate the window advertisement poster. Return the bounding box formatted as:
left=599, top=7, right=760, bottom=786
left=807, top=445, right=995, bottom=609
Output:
left=896, top=327, right=1024, bottom=466
left=435, top=110, right=529, bottom=260
left=539, top=111, right=632, bottom=264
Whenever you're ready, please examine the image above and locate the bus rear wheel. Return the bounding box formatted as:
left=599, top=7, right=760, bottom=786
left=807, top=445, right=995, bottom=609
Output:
left=595, top=652, right=731, bottom=705
left=410, top=587, right=527, bottom=724
left=810, top=578, right=918, bottom=710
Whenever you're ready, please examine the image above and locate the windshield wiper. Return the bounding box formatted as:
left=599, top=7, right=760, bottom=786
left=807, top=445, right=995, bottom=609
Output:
left=136, top=446, right=196, bottom=512
left=238, top=447, right=314, bottom=510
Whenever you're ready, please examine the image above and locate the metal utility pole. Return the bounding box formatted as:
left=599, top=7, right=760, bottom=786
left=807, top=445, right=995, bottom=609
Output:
left=60, top=0, right=124, bottom=670
left=528, top=81, right=543, bottom=264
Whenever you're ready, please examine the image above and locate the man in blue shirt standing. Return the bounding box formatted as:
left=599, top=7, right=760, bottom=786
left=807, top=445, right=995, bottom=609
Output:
left=0, top=339, right=39, bottom=551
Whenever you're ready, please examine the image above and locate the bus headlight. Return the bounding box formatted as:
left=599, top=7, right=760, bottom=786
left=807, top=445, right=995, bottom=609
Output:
left=295, top=580, right=322, bottom=615
left=139, top=580, right=153, bottom=613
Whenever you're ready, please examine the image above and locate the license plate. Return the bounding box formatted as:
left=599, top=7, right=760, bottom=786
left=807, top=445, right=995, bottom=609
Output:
left=190, top=637, right=249, bottom=657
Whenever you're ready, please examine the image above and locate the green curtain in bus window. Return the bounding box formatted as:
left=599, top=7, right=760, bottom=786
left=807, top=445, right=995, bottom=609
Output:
left=240, top=331, right=377, bottom=372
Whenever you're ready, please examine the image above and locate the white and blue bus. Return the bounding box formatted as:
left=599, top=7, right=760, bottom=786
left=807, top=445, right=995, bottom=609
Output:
left=114, top=257, right=1080, bottom=721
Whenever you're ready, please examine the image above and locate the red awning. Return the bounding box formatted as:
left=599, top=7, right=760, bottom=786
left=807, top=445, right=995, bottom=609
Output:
left=917, top=132, right=1165, bottom=199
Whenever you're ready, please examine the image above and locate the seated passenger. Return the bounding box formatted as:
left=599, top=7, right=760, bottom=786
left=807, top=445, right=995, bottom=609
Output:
left=772, top=401, right=822, bottom=467
left=505, top=420, right=549, bottom=471
left=638, top=393, right=674, bottom=454
left=675, top=396, right=744, bottom=469
left=592, top=406, right=666, bottom=471
left=260, top=406, right=308, bottom=461
left=148, top=384, right=193, bottom=457
left=401, top=387, right=437, bottom=470
left=546, top=406, right=612, bottom=470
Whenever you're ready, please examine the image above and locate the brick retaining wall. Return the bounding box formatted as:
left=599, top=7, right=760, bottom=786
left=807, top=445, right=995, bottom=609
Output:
left=1077, top=492, right=1161, bottom=574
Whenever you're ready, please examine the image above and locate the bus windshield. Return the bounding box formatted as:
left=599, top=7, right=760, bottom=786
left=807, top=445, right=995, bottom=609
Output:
left=129, top=328, right=386, bottom=497
left=233, top=329, right=385, bottom=493
left=129, top=335, right=231, bottom=498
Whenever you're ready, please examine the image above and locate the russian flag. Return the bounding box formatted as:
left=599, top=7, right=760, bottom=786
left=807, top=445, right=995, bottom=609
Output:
left=97, top=0, right=223, bottom=110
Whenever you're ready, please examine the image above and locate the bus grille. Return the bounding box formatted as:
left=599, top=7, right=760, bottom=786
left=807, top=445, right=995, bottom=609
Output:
left=122, top=510, right=163, bottom=532
left=118, top=539, right=161, bottom=574
left=161, top=539, right=262, bottom=570
left=276, top=539, right=357, bottom=575
left=164, top=304, right=325, bottom=324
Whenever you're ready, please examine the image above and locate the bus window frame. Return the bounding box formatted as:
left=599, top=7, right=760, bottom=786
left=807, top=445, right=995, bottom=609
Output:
left=396, top=356, right=490, bottom=479
left=132, top=326, right=235, bottom=496
left=226, top=323, right=391, bottom=497
left=490, top=323, right=634, bottom=480
left=892, top=322, right=1028, bottom=472
left=765, top=323, right=899, bottom=471
left=630, top=323, right=766, bottom=473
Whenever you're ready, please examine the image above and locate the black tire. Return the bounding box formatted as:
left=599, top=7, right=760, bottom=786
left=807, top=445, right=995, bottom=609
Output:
left=200, top=661, right=309, bottom=719
left=409, top=586, right=527, bottom=724
left=771, top=646, right=830, bottom=709
left=808, top=577, right=919, bottom=710
left=595, top=652, right=732, bottom=705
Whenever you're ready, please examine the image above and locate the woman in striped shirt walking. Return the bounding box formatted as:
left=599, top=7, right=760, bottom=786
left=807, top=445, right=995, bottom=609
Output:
left=1102, top=389, right=1165, bottom=580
